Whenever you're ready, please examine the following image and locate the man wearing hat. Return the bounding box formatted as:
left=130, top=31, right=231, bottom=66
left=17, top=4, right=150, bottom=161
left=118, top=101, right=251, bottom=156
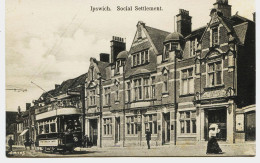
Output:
left=145, top=128, right=151, bottom=149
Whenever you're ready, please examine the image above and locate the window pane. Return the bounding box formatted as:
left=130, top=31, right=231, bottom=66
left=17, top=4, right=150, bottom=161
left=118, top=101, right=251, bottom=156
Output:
left=137, top=54, right=140, bottom=65
left=192, top=120, right=196, bottom=133
left=216, top=62, right=222, bottom=70
left=186, top=112, right=190, bottom=118
left=180, top=112, right=185, bottom=119
left=131, top=124, right=134, bottom=134
left=181, top=121, right=184, bottom=133
left=154, top=122, right=157, bottom=134
left=182, top=71, right=187, bottom=79
left=216, top=71, right=222, bottom=85
left=183, top=79, right=188, bottom=94
left=145, top=50, right=149, bottom=62
left=209, top=64, right=214, bottom=72
left=50, top=123, right=55, bottom=132
left=188, top=78, right=194, bottom=93
left=133, top=55, right=136, bottom=66
left=209, top=73, right=214, bottom=86
left=141, top=52, right=144, bottom=64
left=188, top=69, right=193, bottom=77
left=186, top=120, right=190, bottom=133
left=127, top=124, right=130, bottom=134
left=149, top=122, right=153, bottom=133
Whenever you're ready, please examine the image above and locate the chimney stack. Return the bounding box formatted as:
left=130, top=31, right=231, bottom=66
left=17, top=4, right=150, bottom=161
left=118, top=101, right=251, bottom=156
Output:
left=213, top=0, right=232, bottom=18
left=100, top=53, right=110, bottom=62
left=55, top=84, right=60, bottom=90
left=176, top=9, right=192, bottom=37
left=26, top=103, right=31, bottom=111
left=110, top=36, right=126, bottom=64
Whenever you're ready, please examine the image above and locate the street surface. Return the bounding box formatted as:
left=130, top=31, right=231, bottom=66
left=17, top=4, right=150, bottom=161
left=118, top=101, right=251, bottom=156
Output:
left=6, top=142, right=255, bottom=157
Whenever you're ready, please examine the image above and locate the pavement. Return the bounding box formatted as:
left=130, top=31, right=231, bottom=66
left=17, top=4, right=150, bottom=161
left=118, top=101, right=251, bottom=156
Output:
left=6, top=142, right=256, bottom=157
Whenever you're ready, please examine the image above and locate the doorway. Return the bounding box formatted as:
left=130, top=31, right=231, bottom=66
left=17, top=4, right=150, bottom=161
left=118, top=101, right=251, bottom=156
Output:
left=89, top=119, right=98, bottom=146
left=115, top=117, right=120, bottom=144
left=206, top=108, right=227, bottom=141
left=162, top=113, right=170, bottom=144
left=245, top=111, right=255, bottom=141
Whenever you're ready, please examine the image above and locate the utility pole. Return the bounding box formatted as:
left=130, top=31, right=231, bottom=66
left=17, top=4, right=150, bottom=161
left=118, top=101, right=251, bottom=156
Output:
left=81, top=83, right=86, bottom=145
left=99, top=75, right=103, bottom=148
left=122, top=61, right=126, bottom=147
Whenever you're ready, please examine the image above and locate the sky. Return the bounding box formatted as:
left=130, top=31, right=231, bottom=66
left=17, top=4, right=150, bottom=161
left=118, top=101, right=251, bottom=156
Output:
left=5, top=0, right=255, bottom=112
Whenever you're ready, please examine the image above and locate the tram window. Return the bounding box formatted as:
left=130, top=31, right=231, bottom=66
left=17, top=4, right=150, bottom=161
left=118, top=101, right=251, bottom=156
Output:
left=50, top=123, right=56, bottom=133
left=39, top=126, right=43, bottom=134
left=44, top=124, right=49, bottom=133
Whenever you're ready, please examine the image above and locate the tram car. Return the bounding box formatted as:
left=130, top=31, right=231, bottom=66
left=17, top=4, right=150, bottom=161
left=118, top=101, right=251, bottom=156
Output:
left=35, top=105, right=83, bottom=153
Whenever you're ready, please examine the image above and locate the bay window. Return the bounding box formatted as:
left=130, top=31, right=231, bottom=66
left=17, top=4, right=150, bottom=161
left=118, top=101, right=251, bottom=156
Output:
left=144, top=78, right=150, bottom=99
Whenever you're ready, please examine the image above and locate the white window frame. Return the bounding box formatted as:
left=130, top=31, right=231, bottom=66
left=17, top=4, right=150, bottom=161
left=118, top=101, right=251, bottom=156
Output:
left=144, top=114, right=157, bottom=135
left=179, top=111, right=196, bottom=134
left=206, top=60, right=223, bottom=87
left=181, top=68, right=194, bottom=95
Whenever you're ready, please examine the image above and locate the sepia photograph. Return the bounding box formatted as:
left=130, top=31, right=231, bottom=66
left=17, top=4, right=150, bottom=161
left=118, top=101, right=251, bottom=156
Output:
left=3, top=0, right=256, bottom=158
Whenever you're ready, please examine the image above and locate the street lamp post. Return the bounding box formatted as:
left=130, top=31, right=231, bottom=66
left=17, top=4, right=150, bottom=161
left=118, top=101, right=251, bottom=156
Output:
left=98, top=74, right=103, bottom=148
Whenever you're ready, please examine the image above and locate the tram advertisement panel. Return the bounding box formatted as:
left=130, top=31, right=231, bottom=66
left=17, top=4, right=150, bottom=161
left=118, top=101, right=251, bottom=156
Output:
left=39, top=139, right=59, bottom=147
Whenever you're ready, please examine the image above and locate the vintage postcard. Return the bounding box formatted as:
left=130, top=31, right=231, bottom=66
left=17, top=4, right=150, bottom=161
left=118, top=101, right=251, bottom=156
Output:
left=4, top=0, right=256, bottom=157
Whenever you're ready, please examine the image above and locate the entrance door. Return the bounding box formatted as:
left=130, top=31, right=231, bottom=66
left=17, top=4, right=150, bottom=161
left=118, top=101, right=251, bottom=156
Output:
left=115, top=117, right=120, bottom=144
left=245, top=111, right=255, bottom=141
left=162, top=113, right=170, bottom=144
left=207, top=109, right=227, bottom=141
left=89, top=119, right=98, bottom=146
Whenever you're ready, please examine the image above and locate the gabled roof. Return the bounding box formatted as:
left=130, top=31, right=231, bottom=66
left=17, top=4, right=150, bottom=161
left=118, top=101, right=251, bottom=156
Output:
left=145, top=26, right=170, bottom=54
left=37, top=73, right=88, bottom=102
left=96, top=60, right=109, bottom=79
left=185, top=26, right=207, bottom=40
left=233, top=22, right=249, bottom=45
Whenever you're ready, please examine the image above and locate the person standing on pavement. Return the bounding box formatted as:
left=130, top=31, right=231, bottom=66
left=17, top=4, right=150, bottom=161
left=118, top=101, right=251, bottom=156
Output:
left=8, top=137, right=14, bottom=152
left=145, top=129, right=151, bottom=149
left=206, top=124, right=223, bottom=154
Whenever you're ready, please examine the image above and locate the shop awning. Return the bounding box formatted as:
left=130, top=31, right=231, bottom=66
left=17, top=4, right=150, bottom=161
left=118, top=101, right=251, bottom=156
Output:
left=19, top=129, right=28, bottom=136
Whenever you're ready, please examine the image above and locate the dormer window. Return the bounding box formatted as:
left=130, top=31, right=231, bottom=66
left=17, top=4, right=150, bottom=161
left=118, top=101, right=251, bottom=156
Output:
left=212, top=27, right=219, bottom=46
left=164, top=42, right=178, bottom=61
left=132, top=50, right=149, bottom=67
left=164, top=44, right=170, bottom=59
left=190, top=40, right=196, bottom=56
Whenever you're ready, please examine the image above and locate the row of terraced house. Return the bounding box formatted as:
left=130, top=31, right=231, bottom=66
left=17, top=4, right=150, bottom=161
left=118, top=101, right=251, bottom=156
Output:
left=13, top=0, right=256, bottom=147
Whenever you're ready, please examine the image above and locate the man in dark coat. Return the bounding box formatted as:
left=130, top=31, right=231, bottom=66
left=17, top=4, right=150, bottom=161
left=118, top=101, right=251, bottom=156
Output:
left=8, top=137, right=14, bottom=152
left=145, top=129, right=151, bottom=149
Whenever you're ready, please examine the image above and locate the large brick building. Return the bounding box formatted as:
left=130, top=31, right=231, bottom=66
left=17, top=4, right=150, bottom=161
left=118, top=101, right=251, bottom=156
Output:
left=16, top=0, right=255, bottom=148
left=84, top=0, right=255, bottom=147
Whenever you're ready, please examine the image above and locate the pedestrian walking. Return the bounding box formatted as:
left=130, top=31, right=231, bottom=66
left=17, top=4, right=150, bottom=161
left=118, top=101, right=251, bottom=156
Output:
left=8, top=137, right=14, bottom=152
left=206, top=124, right=223, bottom=154
left=145, top=129, right=151, bottom=149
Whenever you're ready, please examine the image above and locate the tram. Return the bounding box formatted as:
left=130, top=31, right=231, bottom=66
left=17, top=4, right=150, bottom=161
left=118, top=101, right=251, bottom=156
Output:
left=35, top=104, right=82, bottom=153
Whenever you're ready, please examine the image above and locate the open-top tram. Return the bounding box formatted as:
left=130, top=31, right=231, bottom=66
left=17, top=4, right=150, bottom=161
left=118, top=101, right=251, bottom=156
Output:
left=35, top=104, right=83, bottom=153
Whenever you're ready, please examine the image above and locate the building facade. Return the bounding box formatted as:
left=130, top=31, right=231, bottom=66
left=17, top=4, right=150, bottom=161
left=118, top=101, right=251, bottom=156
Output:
left=84, top=0, right=255, bottom=147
